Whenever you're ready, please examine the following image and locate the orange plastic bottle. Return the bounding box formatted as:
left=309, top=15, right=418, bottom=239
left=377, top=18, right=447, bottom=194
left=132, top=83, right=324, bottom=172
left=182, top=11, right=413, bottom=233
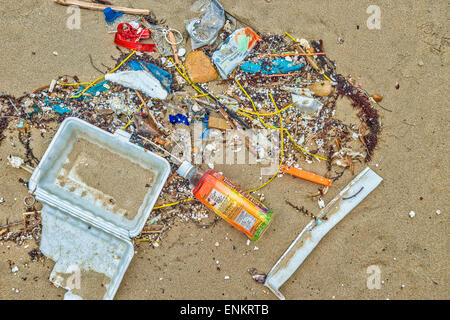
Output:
left=177, top=161, right=273, bottom=241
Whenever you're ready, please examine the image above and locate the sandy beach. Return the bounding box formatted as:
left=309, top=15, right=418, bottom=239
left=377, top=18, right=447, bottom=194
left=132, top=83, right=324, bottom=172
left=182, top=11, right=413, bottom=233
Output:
left=0, top=0, right=448, bottom=300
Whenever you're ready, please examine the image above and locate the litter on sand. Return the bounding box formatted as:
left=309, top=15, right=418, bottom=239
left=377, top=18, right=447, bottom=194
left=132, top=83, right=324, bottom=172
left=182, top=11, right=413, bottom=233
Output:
left=264, top=167, right=383, bottom=300
left=0, top=0, right=388, bottom=300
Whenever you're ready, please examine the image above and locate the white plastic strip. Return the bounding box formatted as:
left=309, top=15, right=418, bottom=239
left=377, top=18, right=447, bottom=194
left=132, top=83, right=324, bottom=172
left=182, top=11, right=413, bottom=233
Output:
left=264, top=167, right=383, bottom=300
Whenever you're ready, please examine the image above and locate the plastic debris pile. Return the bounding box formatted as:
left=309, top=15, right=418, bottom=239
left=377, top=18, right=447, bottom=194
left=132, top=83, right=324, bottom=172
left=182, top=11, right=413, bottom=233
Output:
left=0, top=0, right=384, bottom=249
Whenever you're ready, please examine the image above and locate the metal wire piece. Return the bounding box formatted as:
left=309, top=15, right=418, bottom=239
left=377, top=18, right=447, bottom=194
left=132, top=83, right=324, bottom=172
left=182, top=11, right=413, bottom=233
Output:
left=24, top=195, right=36, bottom=207
left=163, top=28, right=183, bottom=45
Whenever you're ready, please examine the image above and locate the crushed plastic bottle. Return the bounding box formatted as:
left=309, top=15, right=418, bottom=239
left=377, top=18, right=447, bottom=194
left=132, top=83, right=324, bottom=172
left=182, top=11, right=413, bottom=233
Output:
left=186, top=0, right=225, bottom=49
left=282, top=86, right=323, bottom=114
left=212, top=27, right=262, bottom=78
left=146, top=25, right=176, bottom=56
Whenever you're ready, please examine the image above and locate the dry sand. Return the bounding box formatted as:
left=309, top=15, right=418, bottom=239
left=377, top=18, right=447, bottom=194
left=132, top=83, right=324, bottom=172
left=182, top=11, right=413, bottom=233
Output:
left=0, top=0, right=449, bottom=300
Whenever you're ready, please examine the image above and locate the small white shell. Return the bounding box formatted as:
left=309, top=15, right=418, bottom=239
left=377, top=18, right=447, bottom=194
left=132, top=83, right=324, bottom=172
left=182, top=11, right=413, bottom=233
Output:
left=318, top=198, right=325, bottom=208
left=252, top=274, right=267, bottom=283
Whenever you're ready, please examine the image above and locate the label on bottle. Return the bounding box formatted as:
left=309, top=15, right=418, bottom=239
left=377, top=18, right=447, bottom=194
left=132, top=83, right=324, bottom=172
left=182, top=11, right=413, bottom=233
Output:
left=207, top=188, right=258, bottom=232
left=219, top=175, right=269, bottom=214
left=235, top=209, right=257, bottom=232
left=194, top=171, right=273, bottom=240
left=207, top=188, right=230, bottom=212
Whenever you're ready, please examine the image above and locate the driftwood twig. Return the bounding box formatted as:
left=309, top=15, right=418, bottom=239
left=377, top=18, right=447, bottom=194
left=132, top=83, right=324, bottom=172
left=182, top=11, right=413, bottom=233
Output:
left=53, top=0, right=150, bottom=15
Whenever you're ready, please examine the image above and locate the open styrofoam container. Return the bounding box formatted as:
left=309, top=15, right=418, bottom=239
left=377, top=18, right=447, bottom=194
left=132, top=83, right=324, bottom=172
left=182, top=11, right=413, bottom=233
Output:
left=29, top=117, right=170, bottom=299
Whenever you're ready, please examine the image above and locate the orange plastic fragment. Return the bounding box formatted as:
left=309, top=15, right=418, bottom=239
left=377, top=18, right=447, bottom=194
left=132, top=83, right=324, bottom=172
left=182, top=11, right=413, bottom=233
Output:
left=281, top=165, right=332, bottom=187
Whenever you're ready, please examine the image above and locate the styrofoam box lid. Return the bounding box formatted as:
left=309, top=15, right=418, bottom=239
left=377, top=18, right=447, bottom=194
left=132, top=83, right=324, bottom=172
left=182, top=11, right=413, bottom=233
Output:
left=29, top=117, right=171, bottom=238
left=40, top=204, right=134, bottom=300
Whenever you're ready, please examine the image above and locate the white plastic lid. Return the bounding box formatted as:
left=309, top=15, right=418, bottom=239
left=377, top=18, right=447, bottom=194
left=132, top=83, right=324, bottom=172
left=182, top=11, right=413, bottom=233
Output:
left=177, top=160, right=194, bottom=179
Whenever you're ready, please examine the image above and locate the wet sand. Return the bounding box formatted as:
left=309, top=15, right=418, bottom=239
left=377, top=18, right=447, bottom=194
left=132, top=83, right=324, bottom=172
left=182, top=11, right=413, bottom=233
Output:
left=58, top=138, right=154, bottom=220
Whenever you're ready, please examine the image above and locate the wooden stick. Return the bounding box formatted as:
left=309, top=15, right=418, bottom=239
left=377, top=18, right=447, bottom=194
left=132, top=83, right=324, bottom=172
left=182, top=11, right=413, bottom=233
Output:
left=141, top=224, right=164, bottom=234
left=133, top=90, right=171, bottom=145
left=138, top=135, right=183, bottom=164
left=0, top=221, right=22, bottom=229
left=33, top=85, right=50, bottom=93
left=23, top=211, right=41, bottom=227
left=134, top=90, right=158, bottom=126
left=53, top=0, right=150, bottom=15
left=167, top=31, right=180, bottom=65
left=294, top=44, right=320, bottom=72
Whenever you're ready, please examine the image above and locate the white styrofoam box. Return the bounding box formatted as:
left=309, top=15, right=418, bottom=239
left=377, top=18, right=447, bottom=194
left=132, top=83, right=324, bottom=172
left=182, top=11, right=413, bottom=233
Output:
left=40, top=205, right=133, bottom=300
left=29, top=117, right=171, bottom=299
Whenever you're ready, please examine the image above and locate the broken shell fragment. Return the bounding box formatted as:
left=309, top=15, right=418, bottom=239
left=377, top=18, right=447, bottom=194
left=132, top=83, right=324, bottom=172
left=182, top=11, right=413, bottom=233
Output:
left=307, top=81, right=333, bottom=97
left=252, top=274, right=267, bottom=283
left=371, top=94, right=383, bottom=102
left=133, top=113, right=161, bottom=137
left=191, top=103, right=202, bottom=112
left=177, top=48, right=186, bottom=57
left=298, top=38, right=310, bottom=49
left=49, top=79, right=57, bottom=93
left=7, top=155, right=25, bottom=168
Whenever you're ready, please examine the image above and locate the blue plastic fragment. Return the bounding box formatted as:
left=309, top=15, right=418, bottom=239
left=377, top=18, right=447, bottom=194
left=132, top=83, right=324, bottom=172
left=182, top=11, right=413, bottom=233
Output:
left=241, top=58, right=304, bottom=75
left=73, top=81, right=110, bottom=100
left=240, top=62, right=260, bottom=73
left=103, top=7, right=123, bottom=22
left=52, top=104, right=71, bottom=114
left=202, top=112, right=210, bottom=125
left=199, top=113, right=210, bottom=138
left=200, top=128, right=210, bottom=139
left=44, top=97, right=71, bottom=114
left=169, top=113, right=189, bottom=126
left=127, top=60, right=172, bottom=92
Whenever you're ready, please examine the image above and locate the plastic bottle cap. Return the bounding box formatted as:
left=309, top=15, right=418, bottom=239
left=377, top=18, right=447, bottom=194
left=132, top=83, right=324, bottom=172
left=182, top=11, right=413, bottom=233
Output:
left=177, top=161, right=194, bottom=179
left=103, top=7, right=123, bottom=23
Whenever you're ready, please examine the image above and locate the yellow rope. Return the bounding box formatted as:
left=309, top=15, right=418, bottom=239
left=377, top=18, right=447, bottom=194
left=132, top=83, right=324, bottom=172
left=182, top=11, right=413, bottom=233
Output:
left=168, top=57, right=219, bottom=104
left=192, top=93, right=210, bottom=98
left=61, top=42, right=327, bottom=215
left=151, top=60, right=326, bottom=211
left=58, top=82, right=92, bottom=86
left=121, top=102, right=144, bottom=130
left=153, top=197, right=195, bottom=210
left=236, top=110, right=255, bottom=122
left=234, top=79, right=280, bottom=131
left=152, top=92, right=285, bottom=209
left=235, top=78, right=327, bottom=161
left=239, top=101, right=296, bottom=116
left=246, top=93, right=284, bottom=193
left=70, top=50, right=137, bottom=99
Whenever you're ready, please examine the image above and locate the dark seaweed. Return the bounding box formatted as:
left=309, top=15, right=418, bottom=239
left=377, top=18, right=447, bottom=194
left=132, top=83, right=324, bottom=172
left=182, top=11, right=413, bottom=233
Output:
left=335, top=74, right=380, bottom=161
